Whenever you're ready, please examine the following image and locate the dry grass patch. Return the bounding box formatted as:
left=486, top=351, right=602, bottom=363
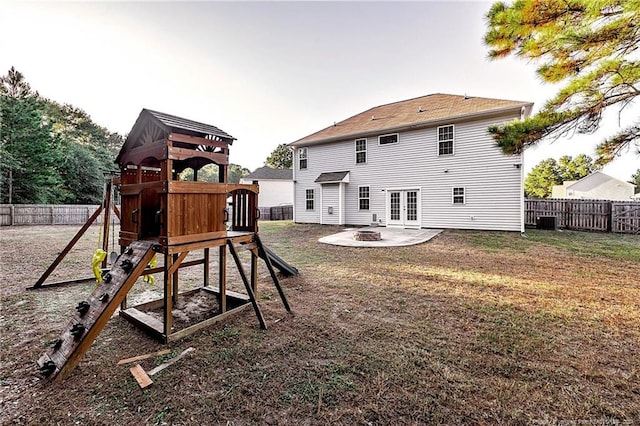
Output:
left=0, top=223, right=639, bottom=424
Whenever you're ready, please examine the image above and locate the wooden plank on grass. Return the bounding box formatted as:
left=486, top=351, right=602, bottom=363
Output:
left=148, top=347, right=195, bottom=376
left=130, top=364, right=153, bottom=388
left=117, top=349, right=171, bottom=366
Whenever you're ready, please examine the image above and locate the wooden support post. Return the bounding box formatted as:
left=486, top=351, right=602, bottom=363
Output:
left=251, top=250, right=258, bottom=294
left=203, top=248, right=210, bottom=287
left=218, top=164, right=226, bottom=183
left=219, top=245, right=226, bottom=313
left=255, top=235, right=292, bottom=312
left=227, top=240, right=266, bottom=329
left=120, top=245, right=127, bottom=310
left=172, top=253, right=179, bottom=305
left=31, top=204, right=104, bottom=289
left=101, top=181, right=113, bottom=269
left=163, top=252, right=173, bottom=341
left=167, top=251, right=189, bottom=276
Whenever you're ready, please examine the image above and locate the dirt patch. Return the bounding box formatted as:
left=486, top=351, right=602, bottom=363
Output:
left=143, top=291, right=220, bottom=329
left=1, top=223, right=639, bottom=424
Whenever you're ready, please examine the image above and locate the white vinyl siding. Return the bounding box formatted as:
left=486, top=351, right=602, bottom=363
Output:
left=292, top=112, right=523, bottom=231
left=321, top=184, right=340, bottom=225
left=239, top=178, right=293, bottom=208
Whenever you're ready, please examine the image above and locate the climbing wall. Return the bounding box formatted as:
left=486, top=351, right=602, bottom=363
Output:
left=37, top=240, right=158, bottom=382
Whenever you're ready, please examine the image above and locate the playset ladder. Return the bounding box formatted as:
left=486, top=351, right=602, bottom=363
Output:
left=36, top=240, right=158, bottom=382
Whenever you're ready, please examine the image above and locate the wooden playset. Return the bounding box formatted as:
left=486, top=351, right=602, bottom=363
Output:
left=36, top=109, right=295, bottom=381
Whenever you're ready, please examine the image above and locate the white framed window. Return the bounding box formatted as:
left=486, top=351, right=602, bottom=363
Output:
left=355, top=139, right=367, bottom=164
left=452, top=187, right=465, bottom=204
left=358, top=186, right=370, bottom=210
left=299, top=147, right=308, bottom=170
left=305, top=189, right=314, bottom=210
left=378, top=133, right=398, bottom=145
left=438, top=125, right=454, bottom=155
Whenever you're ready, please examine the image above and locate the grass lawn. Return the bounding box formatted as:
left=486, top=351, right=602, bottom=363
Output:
left=0, top=222, right=639, bottom=424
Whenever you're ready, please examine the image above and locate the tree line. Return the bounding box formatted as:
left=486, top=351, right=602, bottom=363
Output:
left=0, top=67, right=266, bottom=205
left=0, top=67, right=122, bottom=204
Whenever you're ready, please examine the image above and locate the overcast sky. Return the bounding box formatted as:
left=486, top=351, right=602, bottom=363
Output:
left=1, top=1, right=637, bottom=180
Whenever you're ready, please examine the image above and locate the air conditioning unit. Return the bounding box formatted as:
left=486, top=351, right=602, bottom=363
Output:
left=536, top=216, right=557, bottom=230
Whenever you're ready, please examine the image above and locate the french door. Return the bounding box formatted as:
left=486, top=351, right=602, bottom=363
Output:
left=387, top=189, right=420, bottom=228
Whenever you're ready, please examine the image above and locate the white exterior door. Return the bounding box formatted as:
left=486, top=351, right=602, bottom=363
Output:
left=387, top=189, right=420, bottom=228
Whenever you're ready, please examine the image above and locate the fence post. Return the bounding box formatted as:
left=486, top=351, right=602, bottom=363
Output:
left=10, top=204, right=14, bottom=226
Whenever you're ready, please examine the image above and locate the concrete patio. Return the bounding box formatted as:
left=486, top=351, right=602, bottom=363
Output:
left=318, top=226, right=443, bottom=247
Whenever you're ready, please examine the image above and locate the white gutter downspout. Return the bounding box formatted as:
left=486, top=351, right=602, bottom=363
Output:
left=520, top=156, right=525, bottom=233
left=339, top=183, right=344, bottom=225
left=291, top=147, right=297, bottom=223
left=520, top=106, right=527, bottom=234
left=319, top=184, right=323, bottom=225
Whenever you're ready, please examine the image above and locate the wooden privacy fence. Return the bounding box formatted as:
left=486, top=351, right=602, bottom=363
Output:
left=258, top=205, right=293, bottom=221
left=0, top=204, right=120, bottom=226
left=0, top=203, right=293, bottom=227
left=269, top=205, right=293, bottom=221
left=525, top=198, right=640, bottom=234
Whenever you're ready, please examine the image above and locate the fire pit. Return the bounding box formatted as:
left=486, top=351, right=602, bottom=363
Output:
left=353, top=230, right=382, bottom=241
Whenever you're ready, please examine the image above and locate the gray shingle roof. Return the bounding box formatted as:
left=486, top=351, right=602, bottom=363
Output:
left=314, top=171, right=350, bottom=183
left=245, top=166, right=293, bottom=180
left=567, top=171, right=635, bottom=191
left=145, top=109, right=235, bottom=141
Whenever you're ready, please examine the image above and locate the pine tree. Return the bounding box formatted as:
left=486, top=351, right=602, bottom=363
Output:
left=485, top=1, right=640, bottom=165
left=0, top=69, right=66, bottom=203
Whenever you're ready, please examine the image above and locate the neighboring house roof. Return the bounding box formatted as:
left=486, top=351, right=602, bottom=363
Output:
left=566, top=171, right=635, bottom=192
left=315, top=171, right=350, bottom=183
left=245, top=166, right=293, bottom=180
left=290, top=93, right=533, bottom=147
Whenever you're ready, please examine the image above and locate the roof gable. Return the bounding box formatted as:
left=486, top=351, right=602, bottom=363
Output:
left=290, top=93, right=532, bottom=147
left=145, top=110, right=235, bottom=140
left=567, top=171, right=635, bottom=192
left=116, top=109, right=235, bottom=164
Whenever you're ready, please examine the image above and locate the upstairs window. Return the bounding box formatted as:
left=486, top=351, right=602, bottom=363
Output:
left=452, top=187, right=465, bottom=204
left=298, top=147, right=308, bottom=170
left=305, top=189, right=314, bottom=210
left=438, top=125, right=454, bottom=155
left=355, top=139, right=367, bottom=164
left=358, top=186, right=370, bottom=210
left=378, top=133, right=398, bottom=145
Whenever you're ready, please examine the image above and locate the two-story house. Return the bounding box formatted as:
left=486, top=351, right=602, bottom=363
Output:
left=289, top=93, right=533, bottom=232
